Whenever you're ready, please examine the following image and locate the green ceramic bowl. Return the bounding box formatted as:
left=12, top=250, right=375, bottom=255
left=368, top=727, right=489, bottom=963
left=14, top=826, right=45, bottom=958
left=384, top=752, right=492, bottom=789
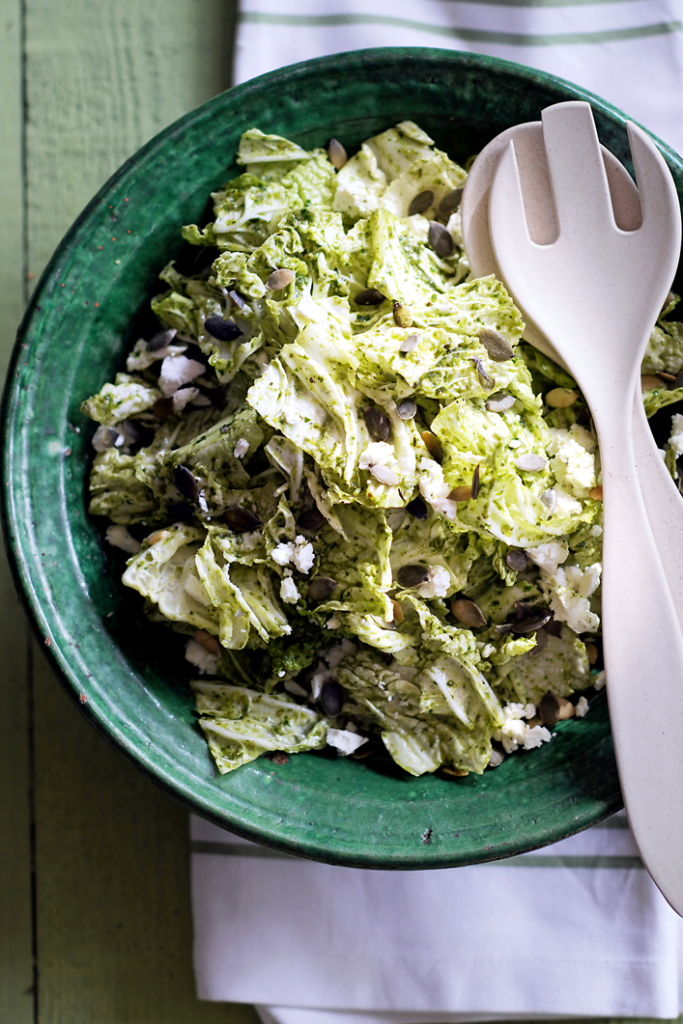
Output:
left=5, top=48, right=681, bottom=868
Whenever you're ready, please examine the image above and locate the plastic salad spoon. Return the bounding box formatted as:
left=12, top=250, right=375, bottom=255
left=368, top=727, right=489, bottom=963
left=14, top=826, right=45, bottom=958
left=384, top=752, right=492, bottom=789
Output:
left=461, top=121, right=683, bottom=637
left=488, top=101, right=683, bottom=915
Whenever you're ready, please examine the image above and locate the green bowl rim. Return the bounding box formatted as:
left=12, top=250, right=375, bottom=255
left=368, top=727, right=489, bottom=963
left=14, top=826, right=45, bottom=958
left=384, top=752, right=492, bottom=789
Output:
left=5, top=45, right=672, bottom=866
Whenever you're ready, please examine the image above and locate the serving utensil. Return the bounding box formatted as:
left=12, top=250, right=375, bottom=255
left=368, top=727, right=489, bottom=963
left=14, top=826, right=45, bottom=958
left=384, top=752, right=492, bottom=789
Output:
left=462, top=121, right=683, bottom=633
left=486, top=101, right=683, bottom=914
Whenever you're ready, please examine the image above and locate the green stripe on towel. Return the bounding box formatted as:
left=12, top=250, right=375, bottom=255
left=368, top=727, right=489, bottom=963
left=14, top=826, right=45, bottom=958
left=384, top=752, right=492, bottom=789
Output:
left=240, top=11, right=682, bottom=46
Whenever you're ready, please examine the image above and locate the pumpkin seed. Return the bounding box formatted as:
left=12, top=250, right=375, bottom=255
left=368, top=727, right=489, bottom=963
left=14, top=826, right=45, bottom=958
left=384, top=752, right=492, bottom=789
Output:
left=328, top=138, right=347, bottom=170
left=438, top=187, right=463, bottom=219
left=355, top=288, right=385, bottom=306
left=396, top=397, right=417, bottom=419
left=194, top=630, right=221, bottom=656
left=515, top=453, right=547, bottom=472
left=510, top=609, right=552, bottom=634
left=393, top=301, right=413, bottom=328
left=405, top=496, right=428, bottom=520
left=471, top=356, right=494, bottom=388
left=204, top=316, right=242, bottom=341
left=174, top=465, right=198, bottom=500
left=539, top=691, right=560, bottom=727
left=451, top=598, right=487, bottom=628
left=471, top=464, right=480, bottom=499
left=147, top=327, right=177, bottom=351
left=675, top=368, right=683, bottom=389
left=222, top=507, right=261, bottom=532
left=442, top=767, right=469, bottom=778
left=397, top=564, right=430, bottom=588
left=228, top=289, right=248, bottom=310
left=479, top=328, right=514, bottom=362
left=540, top=488, right=557, bottom=511
left=428, top=220, right=454, bottom=257
left=449, top=485, right=472, bottom=501
left=488, top=746, right=505, bottom=768
left=585, top=642, right=598, bottom=666
left=365, top=406, right=390, bottom=441
left=399, top=333, right=420, bottom=354
left=545, top=387, right=578, bottom=408
left=408, top=189, right=434, bottom=216
left=391, top=600, right=405, bottom=624
left=297, top=507, right=326, bottom=532
left=486, top=392, right=515, bottom=413
left=320, top=679, right=345, bottom=717
left=153, top=397, right=174, bottom=420
left=421, top=430, right=443, bottom=462
left=641, top=374, right=663, bottom=391
left=506, top=549, right=528, bottom=572
left=588, top=485, right=603, bottom=500
left=370, top=463, right=399, bottom=486
left=308, top=576, right=338, bottom=602
left=267, top=268, right=295, bottom=291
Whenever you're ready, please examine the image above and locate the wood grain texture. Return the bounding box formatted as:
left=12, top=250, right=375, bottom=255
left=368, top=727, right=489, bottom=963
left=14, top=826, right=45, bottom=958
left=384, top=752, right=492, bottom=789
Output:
left=24, top=0, right=236, bottom=287
left=0, top=2, right=35, bottom=1022
left=18, top=0, right=256, bottom=1019
left=32, top=646, right=258, bottom=1024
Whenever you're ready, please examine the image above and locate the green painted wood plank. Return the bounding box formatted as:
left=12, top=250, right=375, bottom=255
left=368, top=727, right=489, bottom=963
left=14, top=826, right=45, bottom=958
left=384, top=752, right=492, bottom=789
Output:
left=0, top=2, right=35, bottom=1023
left=21, top=1, right=257, bottom=1019
left=32, top=646, right=259, bottom=1024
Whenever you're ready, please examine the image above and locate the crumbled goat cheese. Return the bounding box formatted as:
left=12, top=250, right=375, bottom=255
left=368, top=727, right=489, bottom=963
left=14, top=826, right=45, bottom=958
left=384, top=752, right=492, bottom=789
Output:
left=105, top=525, right=141, bottom=554
left=326, top=616, right=341, bottom=630
left=233, top=437, right=249, bottom=459
left=158, top=354, right=205, bottom=396
left=280, top=576, right=300, bottom=604
left=593, top=670, right=606, bottom=690
left=322, top=638, right=356, bottom=669
left=527, top=540, right=569, bottom=575
left=495, top=702, right=552, bottom=753
left=126, top=337, right=186, bottom=372
left=575, top=696, right=589, bottom=717
left=185, top=638, right=218, bottom=675
left=172, top=387, right=199, bottom=414
left=541, top=562, right=602, bottom=633
left=359, top=441, right=395, bottom=471
left=271, top=535, right=315, bottom=573
left=327, top=728, right=367, bottom=755
left=417, top=565, right=450, bottom=599
left=418, top=457, right=457, bottom=520
left=669, top=413, right=683, bottom=456
left=548, top=429, right=597, bottom=497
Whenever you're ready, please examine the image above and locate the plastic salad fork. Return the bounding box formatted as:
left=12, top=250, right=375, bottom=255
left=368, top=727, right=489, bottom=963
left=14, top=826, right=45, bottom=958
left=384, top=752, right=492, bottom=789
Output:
left=461, top=119, right=683, bottom=639
left=488, top=101, right=683, bottom=914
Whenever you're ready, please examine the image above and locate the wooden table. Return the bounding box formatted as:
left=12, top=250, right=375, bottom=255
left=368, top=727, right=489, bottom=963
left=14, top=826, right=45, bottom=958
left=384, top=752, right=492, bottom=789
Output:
left=0, top=3, right=677, bottom=1022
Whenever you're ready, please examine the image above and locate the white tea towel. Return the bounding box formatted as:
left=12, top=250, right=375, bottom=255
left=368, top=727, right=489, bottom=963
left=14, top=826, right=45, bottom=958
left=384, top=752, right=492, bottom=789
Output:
left=234, top=0, right=683, bottom=155
left=191, top=812, right=681, bottom=1018
left=191, top=3, right=683, bottom=1019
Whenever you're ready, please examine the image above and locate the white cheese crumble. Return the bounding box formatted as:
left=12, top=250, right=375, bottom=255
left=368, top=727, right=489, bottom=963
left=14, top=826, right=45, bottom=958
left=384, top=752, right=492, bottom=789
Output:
left=526, top=540, right=569, bottom=576
left=280, top=576, right=300, bottom=604
left=542, top=562, right=602, bottom=633
left=158, top=354, right=205, bottom=396
left=126, top=337, right=186, bottom=372
left=417, top=565, right=450, bottom=599
left=495, top=702, right=552, bottom=753
left=669, top=413, right=683, bottom=455
left=326, top=728, right=367, bottom=755
left=172, top=387, right=198, bottom=414
left=575, top=696, right=589, bottom=717
left=233, top=437, right=249, bottom=459
left=271, top=535, right=315, bottom=573
left=184, top=638, right=218, bottom=675
left=418, top=457, right=457, bottom=520
left=548, top=428, right=597, bottom=497
left=321, top=638, right=356, bottom=669
left=310, top=662, right=330, bottom=700
left=105, top=525, right=141, bottom=554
